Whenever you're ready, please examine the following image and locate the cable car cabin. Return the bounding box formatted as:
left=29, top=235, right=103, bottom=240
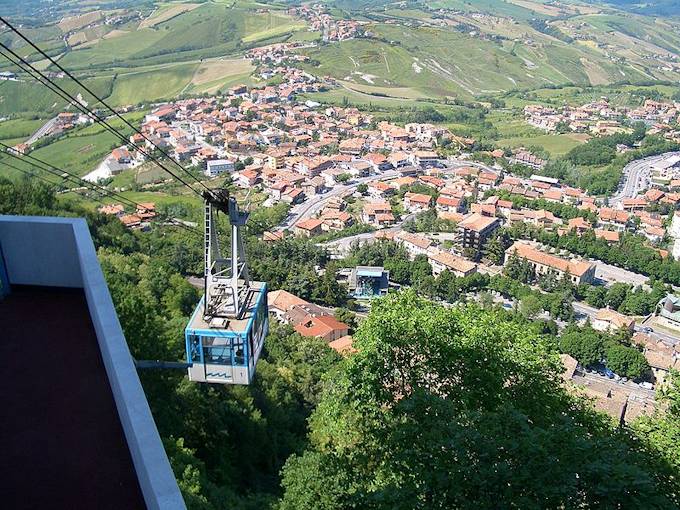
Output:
left=185, top=281, right=268, bottom=384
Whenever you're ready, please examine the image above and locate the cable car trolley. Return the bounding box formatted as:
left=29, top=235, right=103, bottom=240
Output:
left=184, top=189, right=268, bottom=384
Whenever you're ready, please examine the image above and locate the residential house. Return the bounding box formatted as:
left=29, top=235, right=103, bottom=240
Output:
left=395, top=232, right=432, bottom=258
left=319, top=210, right=353, bottom=231
left=294, top=218, right=323, bottom=237
left=403, top=192, right=433, bottom=212
left=592, top=309, right=636, bottom=334
left=436, top=195, right=464, bottom=213
left=598, top=208, right=630, bottom=231
left=367, top=181, right=394, bottom=199
left=505, top=241, right=596, bottom=285
left=428, top=250, right=477, bottom=277
left=294, top=315, right=350, bottom=342
left=362, top=202, right=395, bottom=227
left=411, top=150, right=439, bottom=167
left=205, top=159, right=235, bottom=177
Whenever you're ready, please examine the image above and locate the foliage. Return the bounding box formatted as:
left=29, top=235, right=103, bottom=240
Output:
left=279, top=291, right=676, bottom=508
left=560, top=330, right=604, bottom=367
left=0, top=177, right=344, bottom=508
left=558, top=324, right=650, bottom=378
left=604, top=343, right=650, bottom=379
left=632, top=370, right=680, bottom=505
left=503, top=252, right=535, bottom=284
left=334, top=307, right=357, bottom=333
left=402, top=208, right=457, bottom=233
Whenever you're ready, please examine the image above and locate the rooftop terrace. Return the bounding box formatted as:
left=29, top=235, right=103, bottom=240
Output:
left=0, top=286, right=145, bottom=509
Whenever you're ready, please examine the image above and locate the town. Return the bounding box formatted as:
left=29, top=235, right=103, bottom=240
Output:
left=47, top=67, right=679, bottom=426
left=525, top=97, right=680, bottom=141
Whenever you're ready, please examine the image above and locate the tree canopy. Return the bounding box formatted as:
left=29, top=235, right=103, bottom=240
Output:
left=279, top=291, right=677, bottom=509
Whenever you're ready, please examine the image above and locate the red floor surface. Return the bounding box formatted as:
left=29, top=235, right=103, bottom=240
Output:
left=0, top=286, right=146, bottom=509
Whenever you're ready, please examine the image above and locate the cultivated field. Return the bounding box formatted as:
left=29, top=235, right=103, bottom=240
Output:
left=138, top=3, right=201, bottom=29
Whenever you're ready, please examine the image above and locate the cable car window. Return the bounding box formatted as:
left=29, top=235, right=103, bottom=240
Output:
left=188, top=335, right=201, bottom=363
left=234, top=337, right=245, bottom=365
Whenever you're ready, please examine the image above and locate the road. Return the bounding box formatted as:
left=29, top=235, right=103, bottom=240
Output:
left=26, top=116, right=58, bottom=145
left=320, top=213, right=415, bottom=256
left=277, top=170, right=399, bottom=230
left=279, top=159, right=500, bottom=231
left=593, top=261, right=649, bottom=288
left=609, top=151, right=679, bottom=205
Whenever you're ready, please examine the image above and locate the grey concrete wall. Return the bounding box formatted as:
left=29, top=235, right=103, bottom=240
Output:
left=0, top=216, right=186, bottom=510
left=0, top=216, right=82, bottom=287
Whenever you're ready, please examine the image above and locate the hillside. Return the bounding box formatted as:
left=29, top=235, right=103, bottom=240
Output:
left=1, top=0, right=678, bottom=109
left=301, top=0, right=680, bottom=99
left=0, top=1, right=305, bottom=109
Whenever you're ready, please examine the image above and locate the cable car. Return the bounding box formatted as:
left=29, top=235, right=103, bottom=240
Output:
left=184, top=189, right=268, bottom=384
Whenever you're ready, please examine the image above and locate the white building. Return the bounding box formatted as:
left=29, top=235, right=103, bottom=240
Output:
left=205, top=159, right=235, bottom=177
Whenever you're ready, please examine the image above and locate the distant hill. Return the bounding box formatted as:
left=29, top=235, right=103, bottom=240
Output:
left=300, top=0, right=680, bottom=99
left=592, top=0, right=680, bottom=17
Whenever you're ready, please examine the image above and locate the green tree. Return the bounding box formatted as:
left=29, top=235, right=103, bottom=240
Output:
left=280, top=292, right=675, bottom=509
left=503, top=253, right=535, bottom=283
left=606, top=283, right=632, bottom=310
left=334, top=307, right=357, bottom=332
left=585, top=286, right=608, bottom=309
left=559, top=330, right=603, bottom=367
left=519, top=293, right=543, bottom=319
left=605, top=344, right=650, bottom=379
left=632, top=370, right=680, bottom=506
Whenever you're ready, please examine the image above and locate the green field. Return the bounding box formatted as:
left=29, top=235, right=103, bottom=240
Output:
left=0, top=76, right=114, bottom=118
left=53, top=3, right=306, bottom=71
left=0, top=118, right=45, bottom=141
left=302, top=19, right=654, bottom=99
left=496, top=133, right=590, bottom=156
left=303, top=88, right=430, bottom=109
left=107, top=63, right=199, bottom=105
left=0, top=112, right=145, bottom=180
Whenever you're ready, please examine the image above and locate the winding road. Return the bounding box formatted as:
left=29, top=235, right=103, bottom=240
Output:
left=609, top=151, right=679, bottom=205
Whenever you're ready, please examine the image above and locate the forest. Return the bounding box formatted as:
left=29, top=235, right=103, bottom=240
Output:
left=2, top=176, right=680, bottom=509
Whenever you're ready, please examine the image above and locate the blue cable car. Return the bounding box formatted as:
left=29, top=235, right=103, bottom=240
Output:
left=184, top=189, right=269, bottom=384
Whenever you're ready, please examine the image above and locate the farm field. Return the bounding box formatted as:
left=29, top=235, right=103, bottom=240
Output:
left=138, top=3, right=201, bottom=29
left=303, top=88, right=430, bottom=109
left=0, top=118, right=46, bottom=141
left=301, top=17, right=661, bottom=99
left=0, top=76, right=114, bottom=118
left=54, top=3, right=306, bottom=71
left=496, top=133, right=591, bottom=157
left=106, top=63, right=199, bottom=105
left=183, top=58, right=255, bottom=95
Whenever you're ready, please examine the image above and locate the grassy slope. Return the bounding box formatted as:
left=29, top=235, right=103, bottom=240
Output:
left=496, top=133, right=589, bottom=156
left=0, top=76, right=114, bottom=118
left=0, top=119, right=46, bottom=140
left=0, top=112, right=144, bottom=179
left=57, top=3, right=305, bottom=71
left=304, top=16, right=661, bottom=99
left=107, top=63, right=199, bottom=105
